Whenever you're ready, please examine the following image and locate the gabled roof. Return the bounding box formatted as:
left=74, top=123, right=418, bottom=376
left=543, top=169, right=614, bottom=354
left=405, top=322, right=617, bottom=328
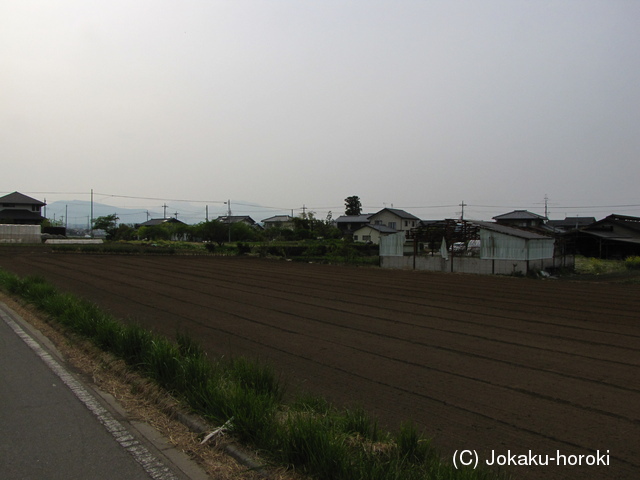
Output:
left=0, top=191, right=46, bottom=206
left=588, top=214, right=640, bottom=233
left=355, top=224, right=397, bottom=234
left=493, top=210, right=546, bottom=221
left=474, top=221, right=552, bottom=240
left=370, top=208, right=420, bottom=220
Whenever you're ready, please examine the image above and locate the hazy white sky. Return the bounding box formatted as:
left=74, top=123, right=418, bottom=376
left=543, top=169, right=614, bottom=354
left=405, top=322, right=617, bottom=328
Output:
left=2, top=1, right=639, bottom=222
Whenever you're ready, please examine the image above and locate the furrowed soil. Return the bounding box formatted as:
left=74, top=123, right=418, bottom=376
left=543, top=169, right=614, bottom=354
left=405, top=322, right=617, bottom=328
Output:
left=1, top=247, right=638, bottom=480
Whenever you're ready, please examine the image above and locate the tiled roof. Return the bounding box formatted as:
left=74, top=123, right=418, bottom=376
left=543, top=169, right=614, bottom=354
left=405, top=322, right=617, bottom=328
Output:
left=0, top=191, right=45, bottom=205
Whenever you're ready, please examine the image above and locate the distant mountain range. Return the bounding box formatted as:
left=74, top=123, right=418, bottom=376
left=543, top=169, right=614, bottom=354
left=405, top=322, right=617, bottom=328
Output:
left=44, top=199, right=289, bottom=228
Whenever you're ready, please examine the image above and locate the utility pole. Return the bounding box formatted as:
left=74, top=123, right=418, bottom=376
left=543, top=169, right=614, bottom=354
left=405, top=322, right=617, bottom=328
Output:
left=162, top=203, right=168, bottom=219
left=544, top=194, right=549, bottom=218
left=205, top=205, right=208, bottom=222
left=90, top=189, right=94, bottom=238
left=459, top=200, right=467, bottom=221
left=225, top=200, right=231, bottom=243
left=301, top=204, right=307, bottom=218
left=174, top=211, right=179, bottom=219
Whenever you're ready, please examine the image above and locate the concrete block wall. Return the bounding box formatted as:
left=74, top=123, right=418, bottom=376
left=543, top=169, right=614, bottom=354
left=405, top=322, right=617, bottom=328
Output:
left=381, top=255, right=574, bottom=275
left=0, top=224, right=42, bottom=243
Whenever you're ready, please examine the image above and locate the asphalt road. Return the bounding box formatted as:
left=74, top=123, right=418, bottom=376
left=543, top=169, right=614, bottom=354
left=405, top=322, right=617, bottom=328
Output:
left=0, top=302, right=209, bottom=480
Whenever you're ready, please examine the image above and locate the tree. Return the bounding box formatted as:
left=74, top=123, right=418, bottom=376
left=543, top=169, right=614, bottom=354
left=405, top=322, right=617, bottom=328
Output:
left=344, top=196, right=362, bottom=216
left=93, top=214, right=119, bottom=240
left=194, top=220, right=228, bottom=246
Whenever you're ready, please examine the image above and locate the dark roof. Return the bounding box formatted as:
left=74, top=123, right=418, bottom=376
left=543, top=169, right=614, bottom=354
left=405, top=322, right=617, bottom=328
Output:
left=590, top=214, right=640, bottom=233
left=335, top=214, right=373, bottom=223
left=578, top=229, right=640, bottom=244
left=216, top=215, right=256, bottom=225
left=138, top=218, right=185, bottom=227
left=473, top=221, right=552, bottom=240
left=548, top=217, right=596, bottom=229
left=493, top=210, right=547, bottom=221
left=262, top=215, right=293, bottom=223
left=371, top=208, right=420, bottom=220
left=0, top=191, right=46, bottom=206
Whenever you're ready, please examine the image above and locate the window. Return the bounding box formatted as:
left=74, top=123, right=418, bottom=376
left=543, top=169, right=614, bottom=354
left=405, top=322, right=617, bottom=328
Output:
left=363, top=235, right=371, bottom=242
left=389, top=222, right=396, bottom=229
left=353, top=235, right=358, bottom=241
left=375, top=220, right=382, bottom=225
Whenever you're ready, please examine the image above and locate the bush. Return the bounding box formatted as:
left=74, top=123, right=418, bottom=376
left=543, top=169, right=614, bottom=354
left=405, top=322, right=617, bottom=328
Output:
left=625, top=256, right=640, bottom=270
left=236, top=242, right=251, bottom=255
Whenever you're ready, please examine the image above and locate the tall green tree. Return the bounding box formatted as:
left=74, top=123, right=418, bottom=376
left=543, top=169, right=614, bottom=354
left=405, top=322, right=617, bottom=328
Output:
left=344, top=196, right=362, bottom=216
left=93, top=214, right=119, bottom=240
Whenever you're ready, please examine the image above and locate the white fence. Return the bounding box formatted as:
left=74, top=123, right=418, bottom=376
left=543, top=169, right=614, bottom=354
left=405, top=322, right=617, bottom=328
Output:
left=0, top=224, right=41, bottom=243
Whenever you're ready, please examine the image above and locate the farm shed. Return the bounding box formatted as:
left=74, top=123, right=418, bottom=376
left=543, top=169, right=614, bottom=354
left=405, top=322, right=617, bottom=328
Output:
left=381, top=221, right=563, bottom=275
left=475, top=221, right=554, bottom=261
left=563, top=214, right=640, bottom=259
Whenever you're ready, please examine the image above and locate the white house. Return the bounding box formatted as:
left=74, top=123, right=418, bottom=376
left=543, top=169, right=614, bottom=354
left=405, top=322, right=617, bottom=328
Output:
left=368, top=208, right=420, bottom=236
left=262, top=215, right=295, bottom=230
left=352, top=224, right=397, bottom=244
left=352, top=208, right=420, bottom=244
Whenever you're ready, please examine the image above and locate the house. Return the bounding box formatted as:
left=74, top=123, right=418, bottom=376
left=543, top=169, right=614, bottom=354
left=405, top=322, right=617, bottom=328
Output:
left=216, top=215, right=261, bottom=228
left=334, top=214, right=373, bottom=236
left=493, top=210, right=547, bottom=229
left=262, top=215, right=295, bottom=230
left=136, top=217, right=187, bottom=241
left=564, top=214, right=640, bottom=259
left=367, top=208, right=420, bottom=236
left=0, top=191, right=47, bottom=225
left=352, top=223, right=397, bottom=244
left=136, top=217, right=186, bottom=228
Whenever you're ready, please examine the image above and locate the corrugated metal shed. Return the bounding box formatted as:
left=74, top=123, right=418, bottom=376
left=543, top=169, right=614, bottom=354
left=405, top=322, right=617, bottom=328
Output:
left=474, top=221, right=554, bottom=261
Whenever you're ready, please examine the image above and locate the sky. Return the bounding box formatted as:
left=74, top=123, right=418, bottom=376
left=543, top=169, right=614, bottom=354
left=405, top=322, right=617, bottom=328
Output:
left=2, top=0, right=639, bottom=224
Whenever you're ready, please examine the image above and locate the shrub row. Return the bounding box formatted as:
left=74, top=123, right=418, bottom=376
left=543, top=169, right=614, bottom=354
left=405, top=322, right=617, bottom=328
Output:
left=0, top=269, right=507, bottom=480
left=51, top=244, right=177, bottom=255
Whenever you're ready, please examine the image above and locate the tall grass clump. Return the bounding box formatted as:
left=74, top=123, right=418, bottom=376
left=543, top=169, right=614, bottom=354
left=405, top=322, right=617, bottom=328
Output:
left=0, top=268, right=509, bottom=480
left=575, top=256, right=626, bottom=275
left=625, top=256, right=640, bottom=270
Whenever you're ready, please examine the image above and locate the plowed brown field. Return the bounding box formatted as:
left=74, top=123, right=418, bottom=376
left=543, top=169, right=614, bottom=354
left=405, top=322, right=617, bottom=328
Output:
left=1, top=248, right=638, bottom=480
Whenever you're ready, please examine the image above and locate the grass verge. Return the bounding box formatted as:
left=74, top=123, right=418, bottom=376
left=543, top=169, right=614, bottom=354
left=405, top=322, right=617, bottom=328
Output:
left=0, top=268, right=509, bottom=480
